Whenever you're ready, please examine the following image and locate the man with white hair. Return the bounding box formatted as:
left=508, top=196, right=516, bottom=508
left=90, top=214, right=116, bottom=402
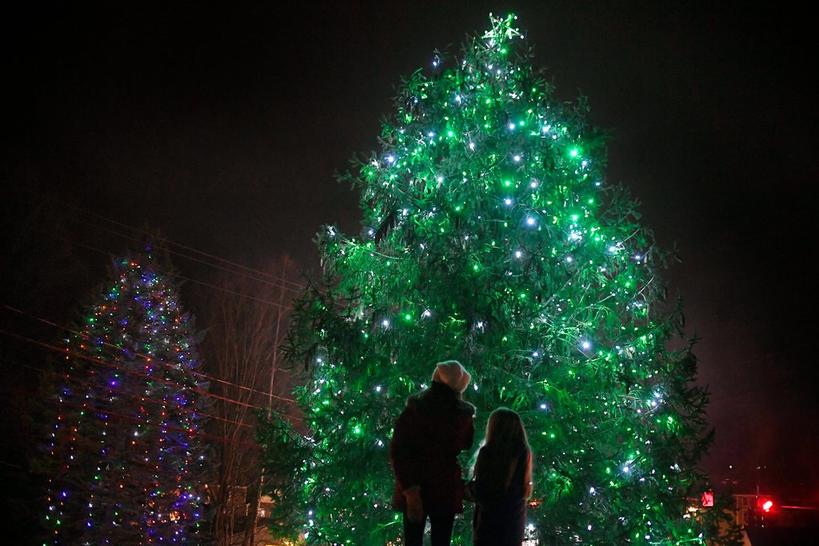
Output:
left=390, top=360, right=476, bottom=546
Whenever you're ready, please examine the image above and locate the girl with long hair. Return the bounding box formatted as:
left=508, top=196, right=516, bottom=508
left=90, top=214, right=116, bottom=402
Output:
left=467, top=407, right=533, bottom=546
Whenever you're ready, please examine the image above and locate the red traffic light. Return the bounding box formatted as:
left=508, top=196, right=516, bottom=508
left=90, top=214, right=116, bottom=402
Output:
left=758, top=497, right=775, bottom=513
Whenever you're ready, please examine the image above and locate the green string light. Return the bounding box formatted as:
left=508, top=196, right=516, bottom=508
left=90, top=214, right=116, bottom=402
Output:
left=276, top=12, right=714, bottom=546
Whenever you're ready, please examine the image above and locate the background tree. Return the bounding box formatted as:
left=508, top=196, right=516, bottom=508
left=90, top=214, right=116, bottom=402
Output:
left=201, top=256, right=297, bottom=546
left=257, top=410, right=310, bottom=543
left=43, top=250, right=211, bottom=544
left=280, top=13, right=717, bottom=546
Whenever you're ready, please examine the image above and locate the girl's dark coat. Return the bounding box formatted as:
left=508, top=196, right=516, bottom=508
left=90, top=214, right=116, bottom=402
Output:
left=468, top=445, right=530, bottom=546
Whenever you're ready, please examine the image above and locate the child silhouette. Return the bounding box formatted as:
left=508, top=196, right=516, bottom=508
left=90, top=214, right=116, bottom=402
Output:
left=467, top=408, right=533, bottom=546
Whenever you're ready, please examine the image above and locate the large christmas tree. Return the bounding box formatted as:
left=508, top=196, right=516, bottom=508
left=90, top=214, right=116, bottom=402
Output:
left=282, top=14, right=713, bottom=545
left=43, top=252, right=210, bottom=544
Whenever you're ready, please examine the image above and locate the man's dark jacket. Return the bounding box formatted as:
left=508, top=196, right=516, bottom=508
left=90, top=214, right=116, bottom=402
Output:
left=390, top=380, right=475, bottom=514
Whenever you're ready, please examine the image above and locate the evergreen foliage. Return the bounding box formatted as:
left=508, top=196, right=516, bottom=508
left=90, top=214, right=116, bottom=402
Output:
left=281, top=14, right=715, bottom=545
left=44, top=252, right=210, bottom=544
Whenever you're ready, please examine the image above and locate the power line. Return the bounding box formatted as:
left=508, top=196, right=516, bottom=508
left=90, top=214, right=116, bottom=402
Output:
left=0, top=327, right=297, bottom=417
left=45, top=234, right=294, bottom=311
left=21, top=361, right=255, bottom=430
left=2, top=304, right=297, bottom=405
left=1, top=359, right=303, bottom=451
left=52, top=398, right=263, bottom=450
left=77, top=217, right=306, bottom=296
left=74, top=207, right=306, bottom=292
left=9, top=191, right=307, bottom=292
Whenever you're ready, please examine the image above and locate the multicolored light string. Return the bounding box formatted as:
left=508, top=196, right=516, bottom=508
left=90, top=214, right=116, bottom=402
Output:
left=44, top=255, right=209, bottom=544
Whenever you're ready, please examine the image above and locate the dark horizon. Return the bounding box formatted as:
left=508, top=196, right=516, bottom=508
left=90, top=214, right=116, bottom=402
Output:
left=2, top=0, right=817, bottom=506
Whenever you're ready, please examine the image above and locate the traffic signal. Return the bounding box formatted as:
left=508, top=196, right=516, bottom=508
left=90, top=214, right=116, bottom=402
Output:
left=758, top=497, right=774, bottom=513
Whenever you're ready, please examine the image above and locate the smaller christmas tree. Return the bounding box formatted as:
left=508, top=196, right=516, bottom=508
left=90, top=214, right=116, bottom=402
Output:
left=43, top=250, right=210, bottom=544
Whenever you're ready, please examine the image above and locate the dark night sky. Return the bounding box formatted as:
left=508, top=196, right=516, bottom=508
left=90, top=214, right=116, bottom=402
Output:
left=3, top=2, right=817, bottom=495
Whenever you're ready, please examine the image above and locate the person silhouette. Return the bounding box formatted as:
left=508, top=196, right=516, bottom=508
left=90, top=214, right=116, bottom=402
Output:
left=467, top=407, right=533, bottom=546
left=390, top=360, right=476, bottom=546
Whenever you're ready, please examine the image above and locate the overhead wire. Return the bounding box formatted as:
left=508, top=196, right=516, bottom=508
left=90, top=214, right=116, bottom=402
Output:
left=3, top=304, right=296, bottom=404
left=22, top=361, right=255, bottom=430
left=53, top=398, right=263, bottom=450
left=43, top=234, right=294, bottom=310
left=78, top=218, right=305, bottom=296
left=9, top=191, right=307, bottom=292
left=0, top=327, right=304, bottom=421
left=72, top=206, right=306, bottom=292
left=9, top=197, right=315, bottom=425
